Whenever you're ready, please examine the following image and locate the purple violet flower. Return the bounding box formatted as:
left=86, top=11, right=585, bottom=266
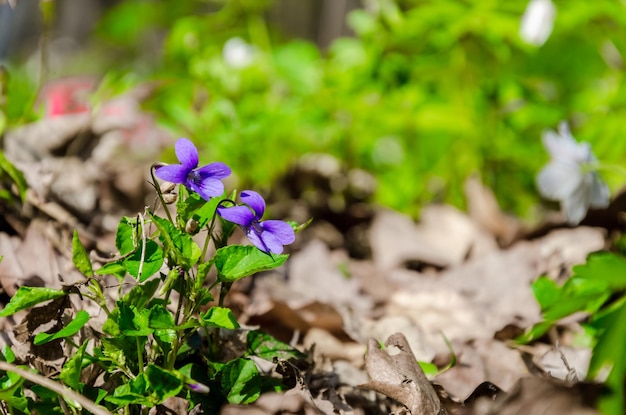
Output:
left=218, top=190, right=295, bottom=254
left=155, top=138, right=231, bottom=201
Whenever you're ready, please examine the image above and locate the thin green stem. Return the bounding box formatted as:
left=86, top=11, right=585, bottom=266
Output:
left=201, top=226, right=212, bottom=262
left=136, top=338, right=144, bottom=375
left=150, top=164, right=174, bottom=224
left=218, top=282, right=232, bottom=307
left=174, top=274, right=186, bottom=325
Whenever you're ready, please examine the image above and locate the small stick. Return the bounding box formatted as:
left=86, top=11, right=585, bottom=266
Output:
left=0, top=361, right=113, bottom=415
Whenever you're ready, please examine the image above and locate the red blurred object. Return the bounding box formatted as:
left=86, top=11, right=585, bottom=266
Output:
left=38, top=77, right=97, bottom=117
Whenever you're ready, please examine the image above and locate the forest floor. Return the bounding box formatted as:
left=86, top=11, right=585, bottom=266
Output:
left=0, top=91, right=616, bottom=414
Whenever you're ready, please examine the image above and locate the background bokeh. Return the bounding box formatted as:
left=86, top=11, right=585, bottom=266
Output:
left=2, top=0, right=626, bottom=220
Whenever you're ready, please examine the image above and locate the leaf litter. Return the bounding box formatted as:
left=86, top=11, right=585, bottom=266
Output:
left=0, top=96, right=613, bottom=414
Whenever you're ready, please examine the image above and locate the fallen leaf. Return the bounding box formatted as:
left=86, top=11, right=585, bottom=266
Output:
left=464, top=176, right=523, bottom=245
left=471, top=376, right=600, bottom=415
left=370, top=206, right=498, bottom=271
left=361, top=333, right=447, bottom=415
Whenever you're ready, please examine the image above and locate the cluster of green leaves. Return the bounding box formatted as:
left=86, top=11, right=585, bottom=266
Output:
left=0, top=151, right=27, bottom=204
left=519, top=252, right=626, bottom=415
left=87, top=0, right=626, bottom=219
left=0, top=182, right=304, bottom=413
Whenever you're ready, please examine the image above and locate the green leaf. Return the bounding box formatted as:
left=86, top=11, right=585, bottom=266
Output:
left=116, top=217, right=139, bottom=256
left=118, top=303, right=152, bottom=336
left=95, top=261, right=126, bottom=279
left=288, top=218, right=313, bottom=234
left=72, top=230, right=93, bottom=277
left=214, top=245, right=288, bottom=282
left=418, top=361, right=439, bottom=377
left=106, top=374, right=152, bottom=406
left=201, top=307, right=239, bottom=330
left=221, top=358, right=261, bottom=404
left=516, top=320, right=554, bottom=344
left=59, top=341, right=88, bottom=391
left=531, top=276, right=561, bottom=310
left=177, top=191, right=220, bottom=233
left=246, top=330, right=305, bottom=361
left=572, top=252, right=626, bottom=291
left=0, top=370, right=25, bottom=402
left=194, top=261, right=213, bottom=292
left=153, top=328, right=177, bottom=356
left=196, top=288, right=214, bottom=306
left=0, top=112, right=6, bottom=137
left=123, top=278, right=160, bottom=310
left=1, top=345, right=15, bottom=363
left=542, top=292, right=610, bottom=321
left=100, top=337, right=140, bottom=372
left=589, top=300, right=626, bottom=413
left=0, top=151, right=28, bottom=202
left=34, top=310, right=90, bottom=345
left=145, top=365, right=183, bottom=402
left=149, top=212, right=201, bottom=270
left=0, top=287, right=66, bottom=317
left=124, top=240, right=164, bottom=282
left=148, top=304, right=175, bottom=329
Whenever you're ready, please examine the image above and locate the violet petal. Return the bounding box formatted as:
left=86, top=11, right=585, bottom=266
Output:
left=259, top=231, right=284, bottom=254
left=189, top=178, right=225, bottom=200
left=240, top=190, right=265, bottom=219
left=245, top=227, right=271, bottom=253
left=196, top=162, right=232, bottom=180
left=218, top=205, right=256, bottom=227
left=262, top=220, right=295, bottom=245
left=175, top=138, right=199, bottom=170
left=155, top=164, right=190, bottom=184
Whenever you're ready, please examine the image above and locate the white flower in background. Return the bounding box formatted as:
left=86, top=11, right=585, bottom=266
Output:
left=537, top=122, right=610, bottom=225
left=222, top=37, right=255, bottom=69
left=520, top=0, right=556, bottom=46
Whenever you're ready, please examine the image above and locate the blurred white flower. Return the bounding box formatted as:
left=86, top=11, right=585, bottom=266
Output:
left=222, top=37, right=255, bottom=69
left=520, top=0, right=556, bottom=46
left=537, top=122, right=610, bottom=225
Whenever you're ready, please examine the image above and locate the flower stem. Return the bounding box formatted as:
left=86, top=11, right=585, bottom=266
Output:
left=150, top=164, right=174, bottom=224
left=136, top=337, right=144, bottom=375
left=218, top=282, right=232, bottom=307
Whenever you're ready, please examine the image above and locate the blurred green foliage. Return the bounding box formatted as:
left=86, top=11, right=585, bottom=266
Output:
left=5, top=0, right=626, bottom=219
left=520, top=252, right=626, bottom=414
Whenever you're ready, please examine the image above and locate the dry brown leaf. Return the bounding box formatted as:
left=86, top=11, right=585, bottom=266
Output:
left=303, top=327, right=365, bottom=365
left=221, top=381, right=323, bottom=415
left=0, top=222, right=67, bottom=296
left=361, top=333, right=447, bottom=415
left=358, top=315, right=436, bottom=363
left=472, top=376, right=600, bottom=415
left=4, top=114, right=91, bottom=163
left=463, top=176, right=523, bottom=245
left=385, top=226, right=605, bottom=354
left=370, top=206, right=497, bottom=271
left=148, top=396, right=189, bottom=415
left=434, top=339, right=528, bottom=400
left=288, top=241, right=371, bottom=311
left=534, top=345, right=591, bottom=383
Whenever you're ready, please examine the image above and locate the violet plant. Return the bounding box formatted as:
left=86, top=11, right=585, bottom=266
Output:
left=0, top=138, right=306, bottom=414
left=217, top=190, right=295, bottom=255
